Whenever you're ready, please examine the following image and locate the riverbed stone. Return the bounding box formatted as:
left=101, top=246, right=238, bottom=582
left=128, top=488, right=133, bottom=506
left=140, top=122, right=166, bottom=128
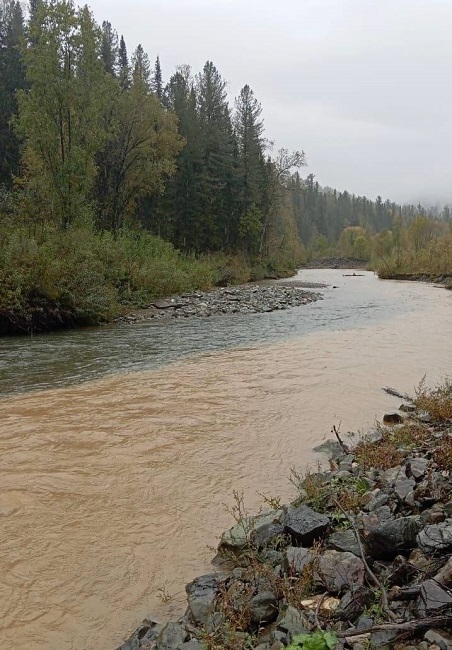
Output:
left=284, top=504, right=330, bottom=545
left=336, top=586, right=373, bottom=621
left=284, top=546, right=315, bottom=574
left=249, top=591, right=279, bottom=624
left=155, top=622, right=188, bottom=649
left=417, top=522, right=452, bottom=555
left=407, top=457, right=429, bottom=479
left=185, top=574, right=225, bottom=625
left=314, top=550, right=365, bottom=593
left=418, top=579, right=452, bottom=615
left=329, top=529, right=361, bottom=557
left=177, top=641, right=206, bottom=650
left=424, top=629, right=452, bottom=649
left=218, top=509, right=286, bottom=552
left=383, top=412, right=404, bottom=424
left=365, top=516, right=421, bottom=559
left=276, top=605, right=309, bottom=636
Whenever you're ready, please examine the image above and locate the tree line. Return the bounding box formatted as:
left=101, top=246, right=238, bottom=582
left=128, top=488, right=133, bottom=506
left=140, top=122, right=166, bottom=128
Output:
left=1, top=0, right=451, bottom=333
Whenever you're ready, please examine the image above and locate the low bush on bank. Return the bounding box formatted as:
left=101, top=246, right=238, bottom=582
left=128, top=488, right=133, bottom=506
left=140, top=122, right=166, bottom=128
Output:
left=0, top=222, right=297, bottom=334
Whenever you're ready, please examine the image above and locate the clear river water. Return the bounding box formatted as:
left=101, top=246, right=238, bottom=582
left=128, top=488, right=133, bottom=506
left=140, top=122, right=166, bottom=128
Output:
left=0, top=269, right=451, bottom=650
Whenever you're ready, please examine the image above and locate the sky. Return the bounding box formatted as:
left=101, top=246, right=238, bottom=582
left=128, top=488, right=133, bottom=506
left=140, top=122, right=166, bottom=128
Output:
left=86, top=0, right=452, bottom=205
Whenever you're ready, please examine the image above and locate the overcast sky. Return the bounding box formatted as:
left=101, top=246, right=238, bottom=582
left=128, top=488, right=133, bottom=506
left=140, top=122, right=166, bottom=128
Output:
left=87, top=0, right=451, bottom=205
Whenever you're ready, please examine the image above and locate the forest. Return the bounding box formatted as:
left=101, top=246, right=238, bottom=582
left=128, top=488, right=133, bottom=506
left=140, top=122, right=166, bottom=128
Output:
left=1, top=0, right=451, bottom=333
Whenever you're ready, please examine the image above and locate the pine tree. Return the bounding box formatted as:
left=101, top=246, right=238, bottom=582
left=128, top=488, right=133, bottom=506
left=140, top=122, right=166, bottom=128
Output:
left=152, top=54, right=163, bottom=99
left=118, top=34, right=129, bottom=89
left=100, top=20, right=118, bottom=75
left=0, top=0, right=26, bottom=186
left=132, top=43, right=150, bottom=89
left=195, top=61, right=235, bottom=250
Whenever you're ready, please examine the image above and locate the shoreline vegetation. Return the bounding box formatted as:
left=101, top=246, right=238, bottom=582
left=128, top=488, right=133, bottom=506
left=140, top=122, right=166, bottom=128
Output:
left=116, top=379, right=452, bottom=650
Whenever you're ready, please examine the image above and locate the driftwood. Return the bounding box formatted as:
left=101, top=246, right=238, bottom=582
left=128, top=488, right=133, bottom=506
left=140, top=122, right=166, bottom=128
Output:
left=338, top=615, right=452, bottom=639
left=342, top=273, right=365, bottom=277
left=331, top=424, right=350, bottom=454
left=382, top=386, right=409, bottom=400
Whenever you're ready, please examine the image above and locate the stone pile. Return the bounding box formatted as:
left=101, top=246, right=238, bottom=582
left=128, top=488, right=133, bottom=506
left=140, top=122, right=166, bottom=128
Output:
left=116, top=404, right=452, bottom=650
left=117, top=285, right=322, bottom=323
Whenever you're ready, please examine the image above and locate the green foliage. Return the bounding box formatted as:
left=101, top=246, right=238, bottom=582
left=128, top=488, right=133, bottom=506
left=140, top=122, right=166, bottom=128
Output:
left=287, top=631, right=337, bottom=650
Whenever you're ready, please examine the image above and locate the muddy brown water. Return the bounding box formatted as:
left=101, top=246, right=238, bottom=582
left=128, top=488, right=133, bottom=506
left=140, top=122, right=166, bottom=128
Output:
left=0, top=270, right=451, bottom=650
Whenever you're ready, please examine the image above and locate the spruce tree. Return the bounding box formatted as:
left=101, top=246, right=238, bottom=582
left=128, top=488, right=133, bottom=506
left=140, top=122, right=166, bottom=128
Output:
left=118, top=34, right=129, bottom=89
left=100, top=20, right=118, bottom=75
left=152, top=54, right=163, bottom=99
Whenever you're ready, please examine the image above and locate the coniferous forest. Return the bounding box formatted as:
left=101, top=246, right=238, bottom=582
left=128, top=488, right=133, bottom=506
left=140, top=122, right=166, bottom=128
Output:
left=1, top=0, right=451, bottom=333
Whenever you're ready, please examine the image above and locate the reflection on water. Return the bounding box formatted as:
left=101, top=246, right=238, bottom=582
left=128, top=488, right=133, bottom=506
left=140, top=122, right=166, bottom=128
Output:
left=0, top=271, right=451, bottom=650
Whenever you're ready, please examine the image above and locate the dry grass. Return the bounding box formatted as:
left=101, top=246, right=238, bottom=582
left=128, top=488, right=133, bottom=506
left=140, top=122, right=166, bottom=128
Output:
left=414, top=377, right=452, bottom=421
left=354, top=423, right=430, bottom=470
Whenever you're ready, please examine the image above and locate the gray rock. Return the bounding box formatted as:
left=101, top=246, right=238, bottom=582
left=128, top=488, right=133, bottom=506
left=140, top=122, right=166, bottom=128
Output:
left=276, top=605, right=309, bottom=636
left=185, top=574, right=224, bottom=625
left=363, top=489, right=389, bottom=512
left=394, top=476, right=416, bottom=500
left=314, top=550, right=365, bottom=593
left=365, top=516, right=421, bottom=559
left=370, top=628, right=400, bottom=649
left=329, top=529, right=362, bottom=557
left=400, top=403, right=416, bottom=412
left=116, top=619, right=163, bottom=650
left=407, top=457, right=429, bottom=479
left=177, top=641, right=206, bottom=650
left=285, top=504, right=330, bottom=545
left=284, top=547, right=315, bottom=574
left=381, top=465, right=405, bottom=484
left=418, top=579, right=452, bottom=615
left=219, top=509, right=286, bottom=552
left=336, top=586, right=373, bottom=621
left=417, top=522, right=452, bottom=555
left=424, top=628, right=452, bottom=649
left=156, top=623, right=188, bottom=650
left=383, top=412, right=404, bottom=424
left=249, top=591, right=279, bottom=624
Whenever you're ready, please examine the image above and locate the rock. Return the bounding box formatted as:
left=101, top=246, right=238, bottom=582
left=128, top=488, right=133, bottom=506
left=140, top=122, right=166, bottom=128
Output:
left=400, top=403, right=416, bottom=412
left=249, top=591, right=279, bottom=624
left=336, top=586, right=373, bottom=621
left=299, top=595, right=340, bottom=617
left=284, top=504, right=330, bottom=545
left=434, top=556, right=452, bottom=588
left=424, top=629, right=452, bottom=649
left=406, top=457, right=429, bottom=479
left=365, top=516, right=421, bottom=559
left=363, top=489, right=390, bottom=512
left=218, top=509, right=286, bottom=552
left=394, top=476, right=416, bottom=501
left=185, top=574, right=225, bottom=625
left=329, top=529, right=362, bottom=557
left=381, top=465, right=405, bottom=484
left=417, top=522, right=452, bottom=555
left=284, top=547, right=315, bottom=574
left=177, top=641, right=206, bottom=650
left=370, top=628, right=400, bottom=649
left=418, top=579, right=452, bottom=614
left=383, top=412, right=404, bottom=424
left=155, top=623, right=188, bottom=650
left=314, top=550, right=365, bottom=593
left=408, top=548, right=432, bottom=573
left=276, top=605, right=309, bottom=636
left=117, top=619, right=163, bottom=650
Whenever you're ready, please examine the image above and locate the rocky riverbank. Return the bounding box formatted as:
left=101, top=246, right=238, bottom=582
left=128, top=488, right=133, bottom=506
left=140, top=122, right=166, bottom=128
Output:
left=117, top=284, right=323, bottom=323
left=377, top=272, right=452, bottom=289
left=301, top=258, right=367, bottom=270
left=115, top=384, right=452, bottom=650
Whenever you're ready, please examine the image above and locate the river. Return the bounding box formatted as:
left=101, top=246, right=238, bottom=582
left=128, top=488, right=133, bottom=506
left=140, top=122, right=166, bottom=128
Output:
left=0, top=269, right=451, bottom=650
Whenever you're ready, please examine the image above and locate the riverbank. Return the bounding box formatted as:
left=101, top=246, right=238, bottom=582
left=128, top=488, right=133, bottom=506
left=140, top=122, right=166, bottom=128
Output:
left=116, top=382, right=452, bottom=650
left=301, top=258, right=367, bottom=270
left=377, top=271, right=452, bottom=289
left=116, top=284, right=323, bottom=324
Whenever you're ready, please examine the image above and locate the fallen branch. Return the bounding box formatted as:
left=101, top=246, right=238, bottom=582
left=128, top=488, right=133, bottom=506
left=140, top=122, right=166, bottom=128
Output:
left=338, top=615, right=452, bottom=639
left=382, top=386, right=409, bottom=400
left=332, top=499, right=397, bottom=622
left=331, top=424, right=350, bottom=454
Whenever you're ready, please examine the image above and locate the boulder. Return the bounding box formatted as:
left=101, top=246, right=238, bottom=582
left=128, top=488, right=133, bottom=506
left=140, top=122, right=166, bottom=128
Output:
left=155, top=623, right=188, bottom=650
left=383, top=413, right=404, bottom=424
left=276, top=605, right=309, bottom=636
left=218, top=509, right=286, bottom=553
left=314, top=550, right=365, bottom=593
left=365, top=516, right=421, bottom=559
left=249, top=591, right=279, bottom=624
left=185, top=574, right=225, bottom=625
left=406, top=457, right=429, bottom=479
left=424, top=629, right=452, bottom=649
left=284, top=547, right=315, bottom=574
left=329, top=529, right=361, bottom=557
left=284, top=504, right=330, bottom=545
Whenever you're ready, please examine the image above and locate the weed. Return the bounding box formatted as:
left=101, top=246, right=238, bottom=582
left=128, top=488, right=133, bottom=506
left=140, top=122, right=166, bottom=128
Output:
left=286, top=630, right=337, bottom=650
left=414, top=377, right=452, bottom=421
